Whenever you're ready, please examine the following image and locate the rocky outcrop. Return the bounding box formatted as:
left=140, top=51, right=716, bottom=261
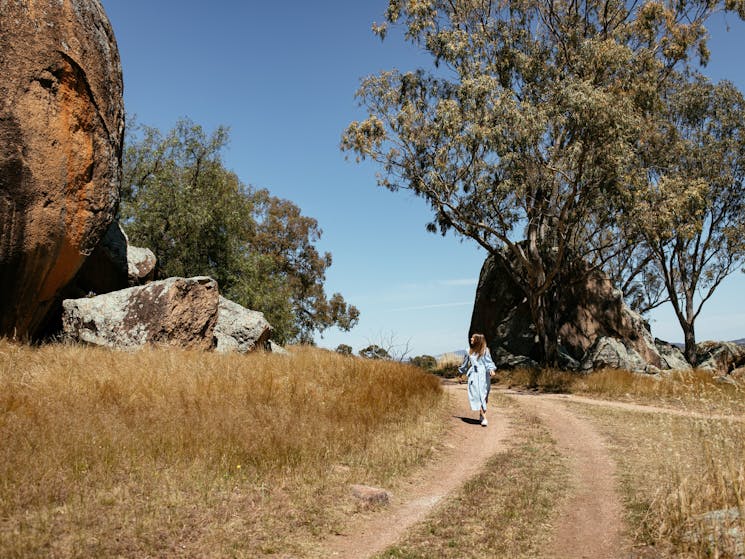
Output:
left=62, top=277, right=219, bottom=350
left=695, top=341, right=745, bottom=374
left=73, top=221, right=156, bottom=295
left=655, top=339, right=692, bottom=371
left=214, top=296, right=272, bottom=354
left=0, top=0, right=124, bottom=339
left=62, top=277, right=285, bottom=354
left=581, top=337, right=660, bottom=374
left=470, top=252, right=664, bottom=372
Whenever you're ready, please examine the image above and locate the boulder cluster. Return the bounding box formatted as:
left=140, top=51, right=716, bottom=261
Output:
left=470, top=253, right=745, bottom=376
left=0, top=0, right=277, bottom=355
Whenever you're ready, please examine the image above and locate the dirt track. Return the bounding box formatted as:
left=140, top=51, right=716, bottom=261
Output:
left=319, top=384, right=655, bottom=559
left=511, top=392, right=628, bottom=558
left=323, top=382, right=511, bottom=558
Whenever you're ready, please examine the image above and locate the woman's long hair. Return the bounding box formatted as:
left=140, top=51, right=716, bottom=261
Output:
left=469, top=333, right=487, bottom=357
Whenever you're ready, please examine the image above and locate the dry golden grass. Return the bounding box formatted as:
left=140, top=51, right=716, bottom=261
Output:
left=502, top=365, right=745, bottom=557
left=501, top=366, right=745, bottom=414
left=436, top=352, right=463, bottom=368
left=375, top=395, right=568, bottom=559
left=434, top=352, right=464, bottom=379
left=0, top=340, right=446, bottom=558
left=566, top=401, right=745, bottom=558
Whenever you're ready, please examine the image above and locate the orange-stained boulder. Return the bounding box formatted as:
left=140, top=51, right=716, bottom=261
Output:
left=0, top=0, right=124, bottom=339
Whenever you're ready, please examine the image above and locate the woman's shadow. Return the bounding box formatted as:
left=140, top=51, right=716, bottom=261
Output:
left=454, top=415, right=482, bottom=425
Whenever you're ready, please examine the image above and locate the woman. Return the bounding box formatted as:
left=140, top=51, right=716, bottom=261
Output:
left=458, top=333, right=496, bottom=426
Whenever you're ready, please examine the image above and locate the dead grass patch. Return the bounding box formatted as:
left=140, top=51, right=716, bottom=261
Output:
left=501, top=367, right=745, bottom=414
left=374, top=394, right=568, bottom=559
left=0, top=340, right=446, bottom=558
left=565, top=401, right=745, bottom=558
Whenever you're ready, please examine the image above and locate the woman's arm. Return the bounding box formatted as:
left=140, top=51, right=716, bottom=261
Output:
left=483, top=349, right=496, bottom=373
left=457, top=353, right=469, bottom=375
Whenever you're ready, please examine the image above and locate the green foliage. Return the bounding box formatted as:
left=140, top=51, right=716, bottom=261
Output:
left=343, top=0, right=745, bottom=365
left=335, top=344, right=353, bottom=356
left=632, top=76, right=745, bottom=362
left=359, top=344, right=392, bottom=360
left=410, top=355, right=437, bottom=371
left=120, top=118, right=359, bottom=344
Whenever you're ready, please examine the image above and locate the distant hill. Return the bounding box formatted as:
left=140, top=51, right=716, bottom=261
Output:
left=439, top=349, right=466, bottom=359
left=686, top=338, right=745, bottom=347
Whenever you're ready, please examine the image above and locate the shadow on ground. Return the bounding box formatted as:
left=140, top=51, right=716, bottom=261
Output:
left=454, top=416, right=482, bottom=425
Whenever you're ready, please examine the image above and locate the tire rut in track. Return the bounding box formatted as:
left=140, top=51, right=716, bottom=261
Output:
left=511, top=392, right=628, bottom=559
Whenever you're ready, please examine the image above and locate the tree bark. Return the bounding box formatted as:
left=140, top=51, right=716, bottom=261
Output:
left=683, top=324, right=696, bottom=366
left=528, top=290, right=560, bottom=367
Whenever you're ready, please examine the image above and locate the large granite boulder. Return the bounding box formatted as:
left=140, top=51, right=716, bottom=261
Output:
left=581, top=337, right=661, bottom=374
left=0, top=0, right=124, bottom=339
left=470, top=252, right=664, bottom=371
left=62, top=277, right=219, bottom=351
left=73, top=221, right=156, bottom=295
left=214, top=296, right=272, bottom=354
left=695, top=341, right=745, bottom=374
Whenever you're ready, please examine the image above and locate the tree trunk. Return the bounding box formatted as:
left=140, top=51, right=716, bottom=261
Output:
left=683, top=321, right=696, bottom=366
left=681, top=288, right=697, bottom=366
left=529, top=291, right=559, bottom=367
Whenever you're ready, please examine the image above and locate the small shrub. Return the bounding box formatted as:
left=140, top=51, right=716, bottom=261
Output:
left=359, top=344, right=392, bottom=360
left=410, top=355, right=437, bottom=371
left=335, top=343, right=353, bottom=356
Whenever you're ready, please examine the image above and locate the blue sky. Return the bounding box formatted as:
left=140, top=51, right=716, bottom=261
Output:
left=102, top=1, right=745, bottom=356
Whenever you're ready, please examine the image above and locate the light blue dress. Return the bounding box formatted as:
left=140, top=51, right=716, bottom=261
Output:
left=458, top=350, right=496, bottom=411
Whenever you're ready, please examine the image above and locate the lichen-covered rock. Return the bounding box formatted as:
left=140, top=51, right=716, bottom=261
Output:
left=127, top=245, right=157, bottom=285
left=0, top=0, right=124, bottom=339
left=696, top=341, right=745, bottom=374
left=580, top=336, right=660, bottom=374
left=684, top=508, right=744, bottom=558
left=62, top=277, right=218, bottom=350
left=655, top=339, right=692, bottom=371
left=490, top=345, right=540, bottom=370
left=214, top=296, right=272, bottom=354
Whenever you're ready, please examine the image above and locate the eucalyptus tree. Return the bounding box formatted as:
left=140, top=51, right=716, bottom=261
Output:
left=121, top=119, right=359, bottom=344
left=632, top=77, right=745, bottom=364
left=343, top=0, right=744, bottom=365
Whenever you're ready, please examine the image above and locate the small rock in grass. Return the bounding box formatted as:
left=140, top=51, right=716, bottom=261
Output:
left=350, top=484, right=391, bottom=506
